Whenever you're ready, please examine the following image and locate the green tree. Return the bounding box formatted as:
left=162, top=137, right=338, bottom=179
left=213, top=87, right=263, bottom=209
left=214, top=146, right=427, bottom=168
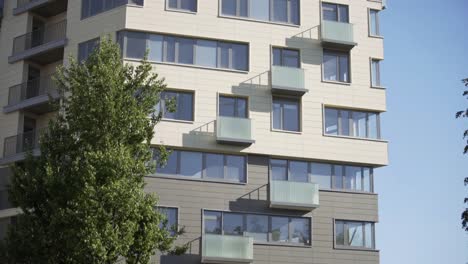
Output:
left=456, top=78, right=468, bottom=232
left=2, top=38, right=185, bottom=263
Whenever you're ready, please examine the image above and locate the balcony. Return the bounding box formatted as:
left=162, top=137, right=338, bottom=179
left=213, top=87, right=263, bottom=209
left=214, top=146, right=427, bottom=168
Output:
left=13, top=0, right=67, bottom=17
left=202, top=234, right=254, bottom=264
left=321, top=20, right=356, bottom=50
left=269, top=180, right=320, bottom=211
left=9, top=20, right=67, bottom=64
left=270, top=66, right=307, bottom=96
left=216, top=116, right=255, bottom=145
left=0, top=129, right=42, bottom=165
left=4, top=74, right=58, bottom=114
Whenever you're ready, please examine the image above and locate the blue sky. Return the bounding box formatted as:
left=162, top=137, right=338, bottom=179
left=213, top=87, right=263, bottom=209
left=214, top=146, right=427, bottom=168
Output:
left=376, top=0, right=468, bottom=263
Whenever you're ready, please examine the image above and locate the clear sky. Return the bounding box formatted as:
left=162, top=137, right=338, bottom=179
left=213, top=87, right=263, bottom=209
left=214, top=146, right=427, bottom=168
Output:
left=376, top=0, right=468, bottom=263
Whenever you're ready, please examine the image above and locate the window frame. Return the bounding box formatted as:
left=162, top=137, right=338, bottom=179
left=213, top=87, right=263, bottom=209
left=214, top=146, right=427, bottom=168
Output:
left=166, top=0, right=198, bottom=13
left=202, top=209, right=312, bottom=247
left=157, top=89, right=195, bottom=122
left=322, top=49, right=351, bottom=84
left=370, top=58, right=383, bottom=88
left=321, top=2, right=349, bottom=23
left=153, top=149, right=248, bottom=184
left=271, top=96, right=302, bottom=133
left=269, top=158, right=375, bottom=193
left=271, top=47, right=301, bottom=68
left=77, top=37, right=100, bottom=62
left=323, top=106, right=382, bottom=140
left=156, top=206, right=179, bottom=234
left=334, top=219, right=377, bottom=251
left=118, top=30, right=250, bottom=72
left=218, top=0, right=301, bottom=26
left=368, top=8, right=381, bottom=37
left=218, top=94, right=250, bottom=118
left=81, top=0, right=144, bottom=20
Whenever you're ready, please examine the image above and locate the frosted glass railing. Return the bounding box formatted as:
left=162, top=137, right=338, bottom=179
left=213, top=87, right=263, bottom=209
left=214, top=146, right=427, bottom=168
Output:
left=216, top=116, right=253, bottom=143
left=270, top=180, right=319, bottom=209
left=321, top=20, right=355, bottom=45
left=202, top=234, right=253, bottom=262
left=271, top=66, right=305, bottom=90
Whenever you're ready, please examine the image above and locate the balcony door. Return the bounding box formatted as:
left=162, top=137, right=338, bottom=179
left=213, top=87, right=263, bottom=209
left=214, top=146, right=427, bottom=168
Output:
left=22, top=117, right=37, bottom=152
left=31, top=19, right=45, bottom=48
left=26, top=66, right=40, bottom=99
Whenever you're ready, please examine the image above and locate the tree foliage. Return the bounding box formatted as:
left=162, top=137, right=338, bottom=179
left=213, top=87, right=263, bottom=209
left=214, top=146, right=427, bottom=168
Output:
left=456, top=78, right=468, bottom=232
left=2, top=38, right=186, bottom=263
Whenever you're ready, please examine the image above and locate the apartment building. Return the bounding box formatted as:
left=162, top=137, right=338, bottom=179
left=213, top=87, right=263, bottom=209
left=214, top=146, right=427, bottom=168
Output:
left=0, top=0, right=388, bottom=263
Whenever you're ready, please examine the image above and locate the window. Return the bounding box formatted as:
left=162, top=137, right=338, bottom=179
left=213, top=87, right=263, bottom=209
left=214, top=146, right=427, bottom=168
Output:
left=324, top=107, right=381, bottom=139
left=118, top=31, right=249, bottom=71
left=271, top=159, right=374, bottom=192
left=272, top=97, right=300, bottom=132
left=322, top=3, right=349, bottom=23
left=371, top=59, right=382, bottom=87
left=323, top=50, right=350, bottom=83
left=154, top=150, right=246, bottom=183
left=220, top=0, right=300, bottom=25
left=81, top=0, right=143, bottom=19
left=219, top=96, right=248, bottom=118
left=155, top=90, right=194, bottom=121
left=157, top=207, right=178, bottom=235
left=335, top=220, right=375, bottom=249
left=78, top=38, right=99, bottom=62
left=272, top=48, right=300, bottom=68
left=369, top=9, right=381, bottom=36
left=203, top=210, right=311, bottom=245
left=167, top=0, right=197, bottom=12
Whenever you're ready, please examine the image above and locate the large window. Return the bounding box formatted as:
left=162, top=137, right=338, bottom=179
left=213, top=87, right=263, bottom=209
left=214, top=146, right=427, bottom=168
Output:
left=219, top=96, right=248, bottom=118
left=154, top=150, right=246, bottom=183
left=335, top=220, right=375, bottom=249
left=272, top=97, right=300, bottom=132
left=118, top=31, right=249, bottom=71
left=156, top=207, right=178, bottom=235
left=167, top=0, right=197, bottom=12
left=271, top=159, right=373, bottom=192
left=324, top=107, right=381, bottom=140
left=203, top=210, right=311, bottom=245
left=369, top=9, right=381, bottom=36
left=220, top=0, right=300, bottom=25
left=272, top=47, right=300, bottom=68
left=323, top=50, right=350, bottom=83
left=81, top=0, right=144, bottom=19
left=371, top=59, right=382, bottom=87
left=78, top=38, right=99, bottom=62
left=322, top=2, right=348, bottom=22
left=155, top=90, right=194, bottom=121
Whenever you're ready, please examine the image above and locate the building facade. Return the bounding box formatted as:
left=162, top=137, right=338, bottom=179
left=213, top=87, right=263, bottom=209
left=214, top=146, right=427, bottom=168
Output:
left=0, top=0, right=388, bottom=263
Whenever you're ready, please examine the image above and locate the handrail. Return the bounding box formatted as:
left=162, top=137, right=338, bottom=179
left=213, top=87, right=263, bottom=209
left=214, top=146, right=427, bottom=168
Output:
left=8, top=74, right=57, bottom=106
left=12, top=19, right=67, bottom=55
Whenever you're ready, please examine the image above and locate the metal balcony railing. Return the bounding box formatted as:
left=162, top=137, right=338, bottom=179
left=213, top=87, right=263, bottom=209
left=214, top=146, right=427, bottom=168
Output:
left=3, top=129, right=43, bottom=158
left=8, top=74, right=57, bottom=107
left=12, top=20, right=67, bottom=56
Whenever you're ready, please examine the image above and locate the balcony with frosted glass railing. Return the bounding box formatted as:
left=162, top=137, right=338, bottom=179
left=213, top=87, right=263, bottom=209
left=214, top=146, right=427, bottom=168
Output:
left=13, top=0, right=67, bottom=17
left=4, top=74, right=59, bottom=114
left=270, top=66, right=308, bottom=96
left=9, top=20, right=67, bottom=64
left=321, top=20, right=356, bottom=50
left=202, top=234, right=254, bottom=264
left=216, top=116, right=255, bottom=145
left=269, top=180, right=320, bottom=211
left=1, top=129, right=43, bottom=165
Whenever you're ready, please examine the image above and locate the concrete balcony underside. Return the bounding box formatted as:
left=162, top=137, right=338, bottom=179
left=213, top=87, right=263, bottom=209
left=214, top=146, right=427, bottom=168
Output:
left=8, top=39, right=67, bottom=64
left=3, top=93, right=57, bottom=114
left=13, top=0, right=67, bottom=17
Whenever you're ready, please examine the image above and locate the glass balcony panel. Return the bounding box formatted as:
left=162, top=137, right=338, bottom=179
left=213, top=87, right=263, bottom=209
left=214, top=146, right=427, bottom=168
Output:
left=216, top=116, right=254, bottom=144
left=202, top=234, right=253, bottom=263
left=270, top=180, right=319, bottom=210
left=271, top=66, right=306, bottom=95
left=321, top=20, right=355, bottom=48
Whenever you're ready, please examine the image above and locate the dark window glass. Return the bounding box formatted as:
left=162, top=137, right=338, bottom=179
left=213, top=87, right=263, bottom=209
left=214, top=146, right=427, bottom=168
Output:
left=271, top=159, right=287, bottom=181
left=164, top=36, right=176, bottom=63
left=78, top=38, right=99, bottom=62
left=271, top=216, right=289, bottom=242
left=272, top=48, right=299, bottom=68
left=204, top=211, right=222, bottom=234
left=157, top=207, right=178, bottom=235
left=272, top=97, right=300, bottom=132
left=205, top=154, right=224, bottom=179
left=126, top=32, right=146, bottom=59
left=323, top=50, right=349, bottom=83
left=221, top=0, right=236, bottom=16
left=289, top=161, right=308, bottom=182
left=179, top=151, right=202, bottom=178
left=246, top=214, right=268, bottom=241
left=157, top=91, right=194, bottom=121
left=157, top=150, right=178, bottom=174
left=223, top=213, right=244, bottom=235
left=322, top=3, right=348, bottom=22
left=178, top=38, right=194, bottom=64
